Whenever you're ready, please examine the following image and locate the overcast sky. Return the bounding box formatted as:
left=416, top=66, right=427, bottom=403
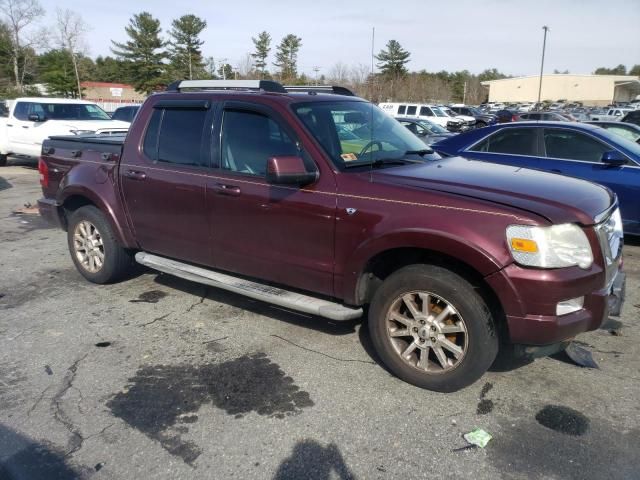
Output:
left=44, top=0, right=640, bottom=77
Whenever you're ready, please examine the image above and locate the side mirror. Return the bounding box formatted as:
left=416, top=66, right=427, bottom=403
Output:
left=266, top=156, right=318, bottom=186
left=28, top=113, right=44, bottom=122
left=601, top=150, right=627, bottom=167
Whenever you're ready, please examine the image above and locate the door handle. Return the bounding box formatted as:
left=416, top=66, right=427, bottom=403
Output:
left=22, top=125, right=29, bottom=129
left=6, top=124, right=12, bottom=127
left=212, top=183, right=241, bottom=196
left=124, top=170, right=147, bottom=180
left=550, top=169, right=562, bottom=173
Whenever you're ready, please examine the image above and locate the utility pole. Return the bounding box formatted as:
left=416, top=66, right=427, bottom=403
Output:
left=537, top=26, right=550, bottom=105
left=463, top=81, right=467, bottom=104
left=370, top=26, right=375, bottom=101
left=313, top=66, right=320, bottom=85
left=220, top=58, right=228, bottom=80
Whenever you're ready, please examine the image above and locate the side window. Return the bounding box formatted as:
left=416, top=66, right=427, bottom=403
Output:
left=156, top=109, right=208, bottom=166
left=221, top=109, right=298, bottom=176
left=397, top=105, right=406, bottom=115
left=470, top=128, right=538, bottom=155
left=406, top=106, right=417, bottom=115
left=419, top=106, right=431, bottom=116
left=544, top=129, right=611, bottom=162
left=13, top=102, right=30, bottom=120
left=142, top=109, right=162, bottom=161
left=112, top=109, right=126, bottom=122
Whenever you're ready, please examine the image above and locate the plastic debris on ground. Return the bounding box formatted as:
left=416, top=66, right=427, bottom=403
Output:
left=565, top=343, right=599, bottom=369
left=463, top=428, right=492, bottom=448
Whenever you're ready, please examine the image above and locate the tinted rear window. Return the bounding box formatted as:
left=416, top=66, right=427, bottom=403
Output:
left=471, top=128, right=538, bottom=155
left=142, top=107, right=209, bottom=166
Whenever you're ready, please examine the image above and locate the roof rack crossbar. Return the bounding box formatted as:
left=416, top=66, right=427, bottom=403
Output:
left=283, top=85, right=356, bottom=96
left=166, top=79, right=287, bottom=93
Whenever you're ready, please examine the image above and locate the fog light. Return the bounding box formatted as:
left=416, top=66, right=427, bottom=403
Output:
left=556, top=297, right=584, bottom=316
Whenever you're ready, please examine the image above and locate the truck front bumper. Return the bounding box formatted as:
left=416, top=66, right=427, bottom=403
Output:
left=38, top=198, right=65, bottom=229
left=486, top=261, right=625, bottom=346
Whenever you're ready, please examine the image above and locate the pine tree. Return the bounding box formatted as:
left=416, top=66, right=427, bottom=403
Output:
left=376, top=40, right=410, bottom=78
left=168, top=14, right=206, bottom=80
left=251, top=31, right=271, bottom=78
left=111, top=12, right=167, bottom=94
left=38, top=49, right=77, bottom=97
left=273, top=34, right=302, bottom=81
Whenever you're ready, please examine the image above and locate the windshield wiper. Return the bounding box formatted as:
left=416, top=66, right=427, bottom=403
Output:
left=405, top=148, right=433, bottom=156
left=344, top=158, right=421, bottom=169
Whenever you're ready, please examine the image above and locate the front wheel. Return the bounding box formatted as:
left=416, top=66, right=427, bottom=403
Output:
left=475, top=121, right=487, bottom=129
left=67, top=205, right=134, bottom=284
left=368, top=264, right=498, bottom=392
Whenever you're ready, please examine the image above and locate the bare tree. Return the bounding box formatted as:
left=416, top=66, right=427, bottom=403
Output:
left=237, top=53, right=254, bottom=78
left=55, top=8, right=88, bottom=98
left=328, top=61, right=349, bottom=84
left=0, top=0, right=44, bottom=92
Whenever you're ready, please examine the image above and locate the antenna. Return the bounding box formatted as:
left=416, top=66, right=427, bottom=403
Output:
left=369, top=26, right=375, bottom=183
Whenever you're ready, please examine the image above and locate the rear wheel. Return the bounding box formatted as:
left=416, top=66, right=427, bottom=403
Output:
left=67, top=205, right=134, bottom=283
left=368, top=264, right=498, bottom=392
left=0, top=154, right=7, bottom=167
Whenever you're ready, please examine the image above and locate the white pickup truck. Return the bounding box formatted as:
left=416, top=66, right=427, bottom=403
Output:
left=0, top=98, right=129, bottom=166
left=589, top=108, right=632, bottom=122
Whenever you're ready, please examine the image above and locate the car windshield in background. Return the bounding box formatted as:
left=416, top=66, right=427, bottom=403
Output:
left=29, top=103, right=111, bottom=121
left=431, top=107, right=448, bottom=117
left=597, top=128, right=640, bottom=161
left=293, top=101, right=438, bottom=169
left=416, top=120, right=448, bottom=134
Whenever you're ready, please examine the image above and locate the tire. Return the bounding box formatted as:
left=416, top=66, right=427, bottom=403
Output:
left=368, top=264, right=498, bottom=392
left=67, top=205, right=134, bottom=284
left=475, top=121, right=487, bottom=129
left=0, top=154, right=7, bottom=167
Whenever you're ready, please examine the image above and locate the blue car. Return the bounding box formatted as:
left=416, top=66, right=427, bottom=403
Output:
left=433, top=122, right=640, bottom=235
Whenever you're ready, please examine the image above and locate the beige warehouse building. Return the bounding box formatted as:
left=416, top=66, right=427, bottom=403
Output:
left=482, top=74, right=640, bottom=106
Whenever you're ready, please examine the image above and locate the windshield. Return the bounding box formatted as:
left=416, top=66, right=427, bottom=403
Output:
left=293, top=100, right=440, bottom=169
left=18, top=102, right=111, bottom=121
left=431, top=107, right=448, bottom=117
left=467, top=107, right=483, bottom=116
left=598, top=128, right=640, bottom=162
left=416, top=120, right=448, bottom=134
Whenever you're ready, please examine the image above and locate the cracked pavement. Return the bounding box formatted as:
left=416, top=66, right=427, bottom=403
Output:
left=1, top=164, right=639, bottom=479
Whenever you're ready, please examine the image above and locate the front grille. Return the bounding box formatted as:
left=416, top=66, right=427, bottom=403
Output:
left=594, top=207, right=623, bottom=289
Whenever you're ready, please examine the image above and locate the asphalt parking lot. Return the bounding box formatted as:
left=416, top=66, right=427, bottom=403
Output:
left=1, top=163, right=639, bottom=480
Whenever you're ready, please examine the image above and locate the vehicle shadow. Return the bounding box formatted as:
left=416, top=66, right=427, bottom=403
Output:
left=625, top=236, right=640, bottom=247
left=0, top=176, right=11, bottom=192
left=6, top=156, right=38, bottom=169
left=273, top=439, right=355, bottom=480
left=152, top=273, right=363, bottom=337
left=0, top=424, right=81, bottom=479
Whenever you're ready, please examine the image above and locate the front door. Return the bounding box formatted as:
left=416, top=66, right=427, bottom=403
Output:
left=207, top=103, right=337, bottom=296
left=538, top=127, right=640, bottom=233
left=120, top=99, right=213, bottom=266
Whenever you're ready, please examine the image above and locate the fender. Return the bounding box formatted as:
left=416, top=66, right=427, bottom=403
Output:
left=342, top=228, right=510, bottom=305
left=57, top=169, right=138, bottom=249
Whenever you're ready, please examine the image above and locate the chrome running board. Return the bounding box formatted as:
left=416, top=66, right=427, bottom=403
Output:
left=135, top=252, right=363, bottom=321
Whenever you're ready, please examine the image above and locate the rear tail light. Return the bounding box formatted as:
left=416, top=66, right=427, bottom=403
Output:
left=38, top=157, right=49, bottom=188
left=512, top=115, right=518, bottom=122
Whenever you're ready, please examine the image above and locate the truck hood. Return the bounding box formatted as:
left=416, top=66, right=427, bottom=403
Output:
left=373, top=156, right=614, bottom=226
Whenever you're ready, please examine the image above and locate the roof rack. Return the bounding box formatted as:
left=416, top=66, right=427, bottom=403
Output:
left=165, top=79, right=287, bottom=93
left=283, top=85, right=356, bottom=96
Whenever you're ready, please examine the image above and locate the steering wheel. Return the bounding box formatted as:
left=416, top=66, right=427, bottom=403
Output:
left=358, top=140, right=384, bottom=157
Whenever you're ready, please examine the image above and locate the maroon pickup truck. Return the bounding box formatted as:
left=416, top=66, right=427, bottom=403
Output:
left=38, top=80, right=625, bottom=392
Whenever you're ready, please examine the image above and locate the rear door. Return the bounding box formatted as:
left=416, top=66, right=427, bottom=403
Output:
left=463, top=126, right=542, bottom=168
left=7, top=101, right=42, bottom=155
left=207, top=102, right=337, bottom=296
left=120, top=98, right=214, bottom=266
left=538, top=127, right=640, bottom=232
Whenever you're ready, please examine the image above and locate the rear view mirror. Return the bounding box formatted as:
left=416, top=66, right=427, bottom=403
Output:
left=601, top=151, right=627, bottom=167
left=266, top=156, right=318, bottom=186
left=28, top=113, right=44, bottom=122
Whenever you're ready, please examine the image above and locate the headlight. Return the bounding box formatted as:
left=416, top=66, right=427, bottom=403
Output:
left=506, top=224, right=593, bottom=269
left=70, top=129, right=95, bottom=135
